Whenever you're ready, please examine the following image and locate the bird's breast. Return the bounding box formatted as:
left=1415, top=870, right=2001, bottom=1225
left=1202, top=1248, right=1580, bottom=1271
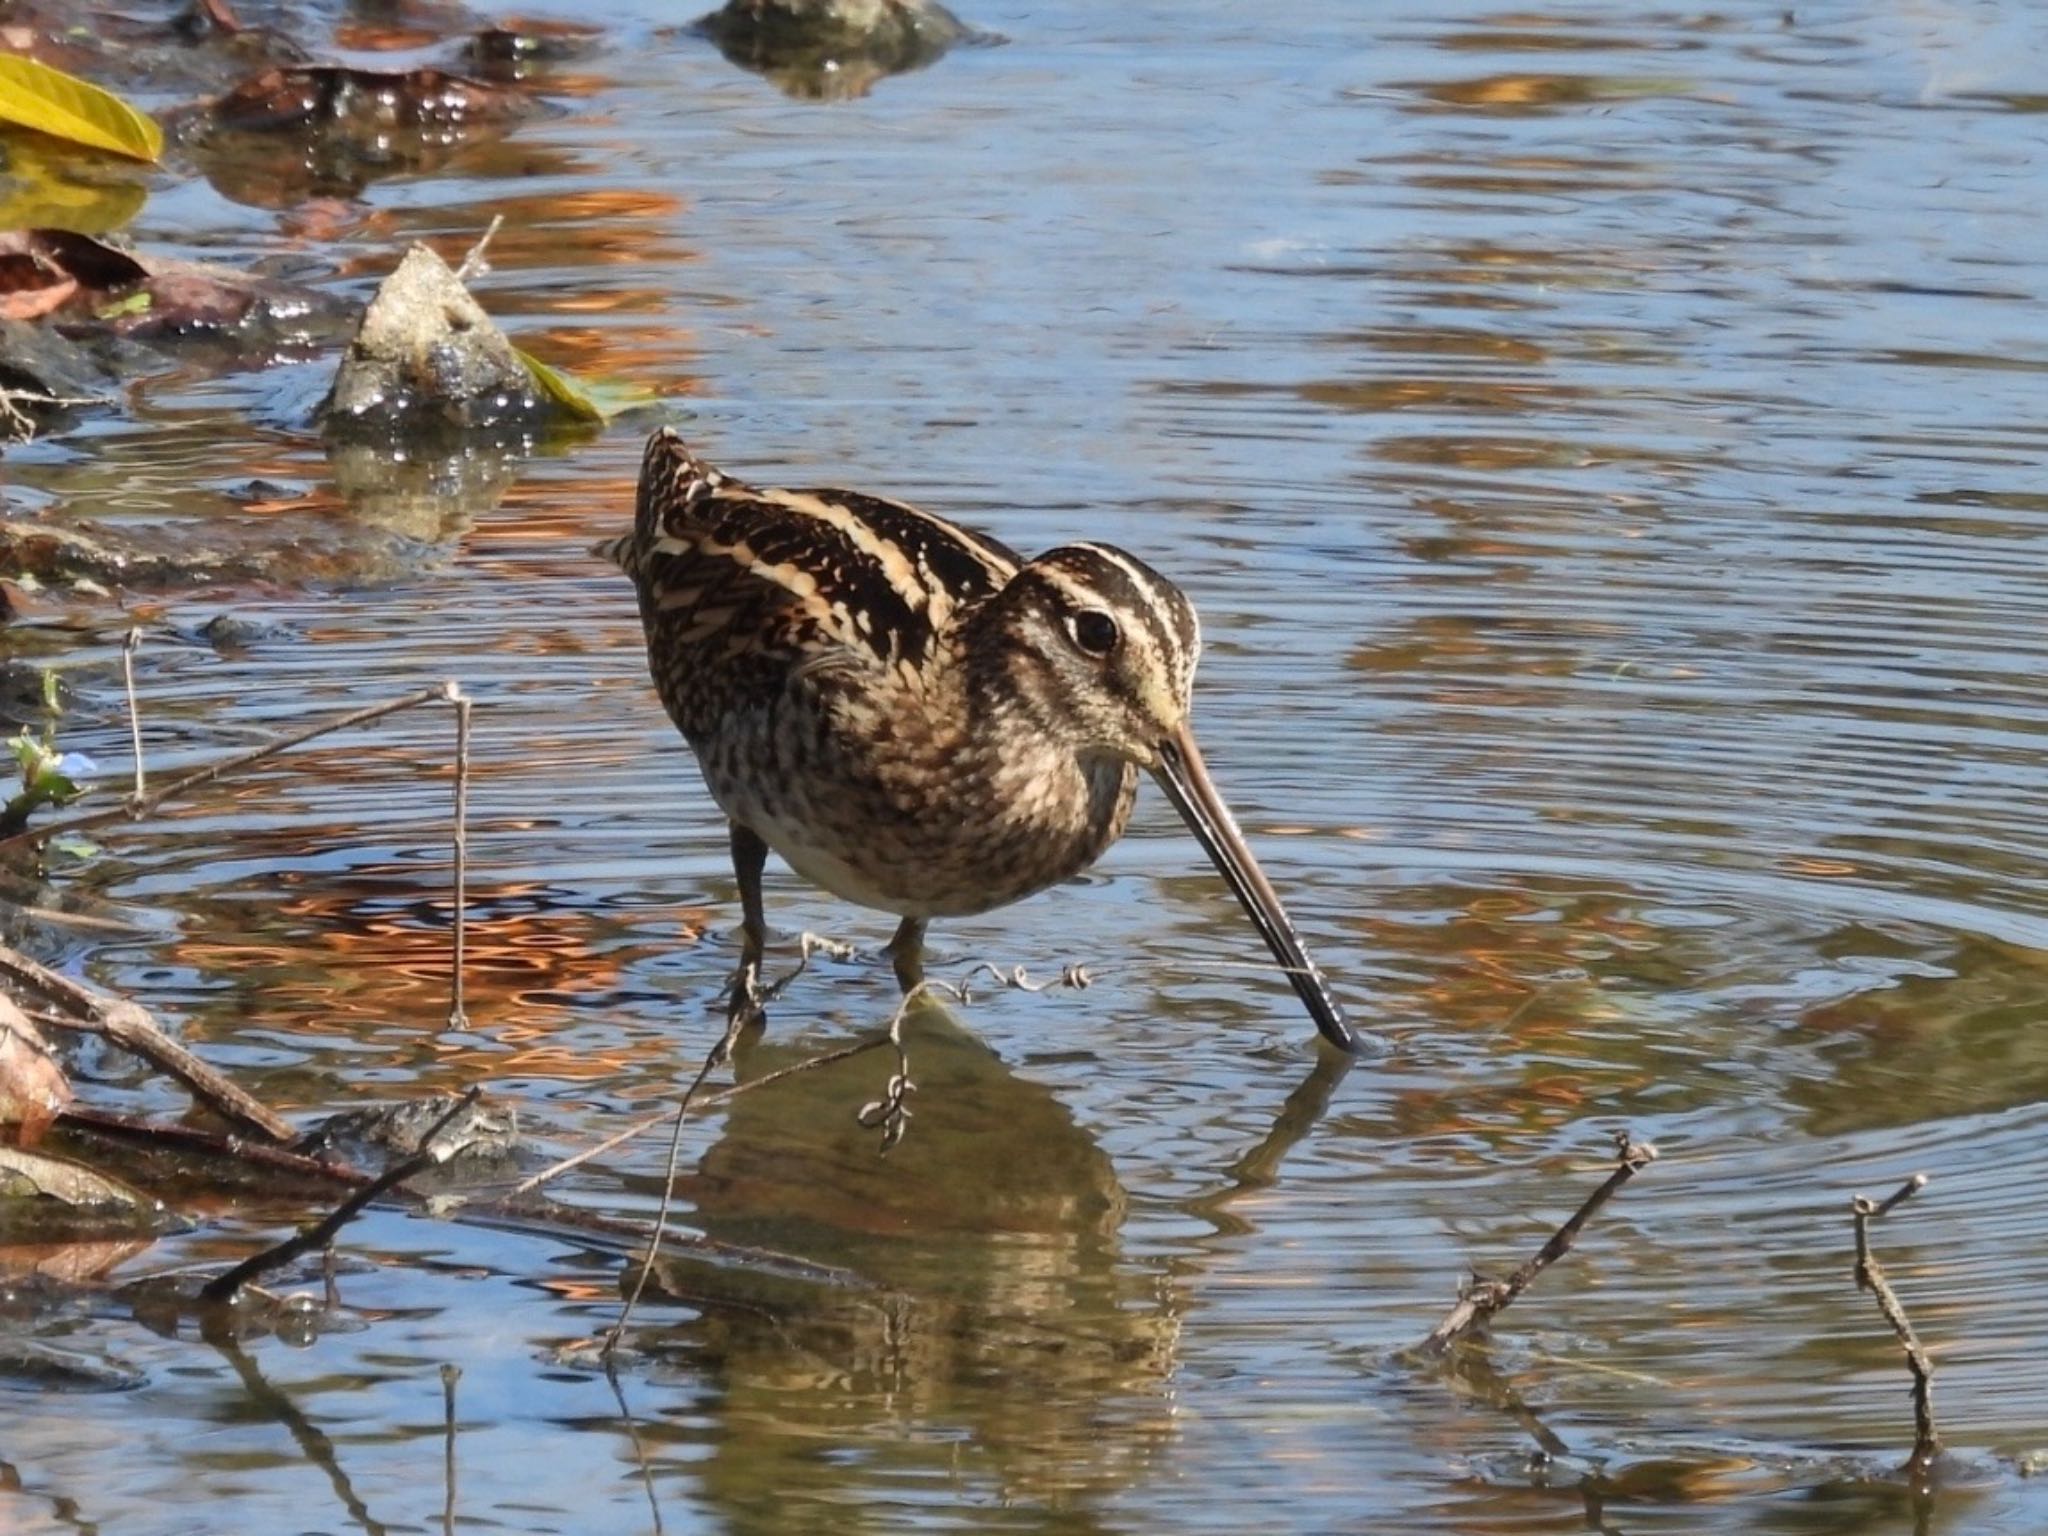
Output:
left=694, top=694, right=1137, bottom=919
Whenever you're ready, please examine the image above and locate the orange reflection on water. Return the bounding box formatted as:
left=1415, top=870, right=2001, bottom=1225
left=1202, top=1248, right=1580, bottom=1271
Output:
left=171, top=879, right=697, bottom=1046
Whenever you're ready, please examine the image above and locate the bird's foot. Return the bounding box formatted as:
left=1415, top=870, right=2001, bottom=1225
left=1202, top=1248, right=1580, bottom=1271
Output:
left=761, top=931, right=861, bottom=1004
left=718, top=959, right=766, bottom=1061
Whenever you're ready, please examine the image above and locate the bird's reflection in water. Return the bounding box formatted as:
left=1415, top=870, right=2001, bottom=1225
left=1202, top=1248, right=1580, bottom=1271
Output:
left=625, top=997, right=1350, bottom=1519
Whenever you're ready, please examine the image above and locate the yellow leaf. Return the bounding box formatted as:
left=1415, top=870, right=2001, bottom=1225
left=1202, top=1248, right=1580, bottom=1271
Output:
left=0, top=56, right=164, bottom=164
left=514, top=345, right=606, bottom=423
left=0, top=128, right=148, bottom=233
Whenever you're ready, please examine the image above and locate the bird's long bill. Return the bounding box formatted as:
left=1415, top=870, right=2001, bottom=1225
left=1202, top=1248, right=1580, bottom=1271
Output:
left=1151, top=725, right=1360, bottom=1053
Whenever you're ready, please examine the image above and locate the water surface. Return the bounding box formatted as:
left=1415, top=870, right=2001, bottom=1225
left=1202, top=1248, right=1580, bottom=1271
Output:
left=6, top=1, right=2048, bottom=1531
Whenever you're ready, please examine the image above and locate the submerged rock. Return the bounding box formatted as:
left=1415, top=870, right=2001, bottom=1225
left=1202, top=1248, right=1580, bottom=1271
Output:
left=183, top=64, right=537, bottom=205
left=293, top=1093, right=520, bottom=1187
left=0, top=514, right=443, bottom=593
left=698, top=0, right=978, bottom=99
left=0, top=318, right=125, bottom=439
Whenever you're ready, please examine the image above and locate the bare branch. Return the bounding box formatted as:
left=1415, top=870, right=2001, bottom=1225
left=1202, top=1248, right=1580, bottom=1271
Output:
left=604, top=1010, right=749, bottom=1353
left=1412, top=1130, right=1657, bottom=1358
left=201, top=1088, right=484, bottom=1302
left=455, top=214, right=506, bottom=282
left=1853, top=1173, right=1941, bottom=1478
left=121, top=627, right=146, bottom=808
left=2, top=942, right=295, bottom=1143
left=0, top=386, right=115, bottom=441
left=0, top=684, right=450, bottom=854
left=445, top=682, right=472, bottom=1029
left=57, top=1100, right=368, bottom=1186
left=508, top=1030, right=895, bottom=1198
left=853, top=981, right=930, bottom=1154
left=440, top=1364, right=461, bottom=1536
left=603, top=1360, right=667, bottom=1535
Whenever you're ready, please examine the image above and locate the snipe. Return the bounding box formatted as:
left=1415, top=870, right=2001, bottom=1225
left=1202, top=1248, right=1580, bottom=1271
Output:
left=599, top=429, right=1358, bottom=1052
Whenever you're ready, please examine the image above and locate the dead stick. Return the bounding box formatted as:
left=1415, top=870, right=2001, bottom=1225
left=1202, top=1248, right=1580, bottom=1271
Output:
left=518, top=974, right=985, bottom=1197
left=2, top=943, right=296, bottom=1144
left=201, top=1088, right=482, bottom=1303
left=509, top=1031, right=894, bottom=1198
left=55, top=1102, right=371, bottom=1187
left=455, top=214, right=505, bottom=282
left=604, top=1359, right=668, bottom=1536
left=604, top=998, right=757, bottom=1355
left=603, top=983, right=942, bottom=1354
left=446, top=683, right=472, bottom=1029
left=1412, top=1130, right=1657, bottom=1358
left=0, top=684, right=448, bottom=853
left=1853, top=1173, right=1941, bottom=1475
left=440, top=1363, right=461, bottom=1536
left=121, top=627, right=145, bottom=807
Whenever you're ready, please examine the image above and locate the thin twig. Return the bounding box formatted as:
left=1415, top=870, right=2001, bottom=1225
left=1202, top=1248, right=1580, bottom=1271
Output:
left=1853, top=1173, right=1940, bottom=1477
left=0, top=685, right=449, bottom=854
left=202, top=1331, right=387, bottom=1536
left=0, top=386, right=114, bottom=441
left=445, top=683, right=472, bottom=1029
left=956, top=961, right=1092, bottom=999
left=54, top=1101, right=367, bottom=1185
left=759, top=931, right=858, bottom=1003
left=201, top=1088, right=483, bottom=1302
left=455, top=214, right=506, bottom=282
left=604, top=1360, right=667, bottom=1536
left=508, top=1031, right=895, bottom=1197
left=1411, top=1130, right=1657, bottom=1358
left=440, top=1364, right=461, bottom=1536
left=3, top=942, right=296, bottom=1143
left=603, top=996, right=756, bottom=1356
left=602, top=982, right=949, bottom=1354
left=121, top=627, right=146, bottom=808
left=853, top=981, right=929, bottom=1154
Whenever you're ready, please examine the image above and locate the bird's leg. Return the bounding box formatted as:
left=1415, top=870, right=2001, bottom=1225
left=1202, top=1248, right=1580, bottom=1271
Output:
left=722, top=822, right=770, bottom=1054
left=884, top=916, right=927, bottom=993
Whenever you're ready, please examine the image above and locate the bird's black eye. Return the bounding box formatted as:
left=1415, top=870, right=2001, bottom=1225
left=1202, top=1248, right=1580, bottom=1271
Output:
left=1067, top=609, right=1120, bottom=657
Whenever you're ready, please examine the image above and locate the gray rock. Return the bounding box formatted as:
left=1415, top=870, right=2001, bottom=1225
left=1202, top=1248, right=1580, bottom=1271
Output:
left=699, top=0, right=977, bottom=99
left=323, top=243, right=547, bottom=439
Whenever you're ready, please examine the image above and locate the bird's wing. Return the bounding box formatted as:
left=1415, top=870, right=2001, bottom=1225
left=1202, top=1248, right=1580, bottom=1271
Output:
left=604, top=429, right=1021, bottom=683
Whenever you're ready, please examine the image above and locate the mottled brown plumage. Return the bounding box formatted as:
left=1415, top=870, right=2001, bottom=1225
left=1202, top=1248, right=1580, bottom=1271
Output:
left=599, top=428, right=1356, bottom=1051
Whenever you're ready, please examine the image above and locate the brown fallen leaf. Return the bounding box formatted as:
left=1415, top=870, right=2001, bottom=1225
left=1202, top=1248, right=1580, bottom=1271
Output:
left=0, top=230, right=144, bottom=325
left=18, top=227, right=149, bottom=289
left=0, top=1235, right=153, bottom=1284
left=0, top=1144, right=151, bottom=1211
left=0, top=230, right=148, bottom=325
left=0, top=996, right=71, bottom=1145
left=0, top=267, right=76, bottom=323
left=0, top=228, right=341, bottom=345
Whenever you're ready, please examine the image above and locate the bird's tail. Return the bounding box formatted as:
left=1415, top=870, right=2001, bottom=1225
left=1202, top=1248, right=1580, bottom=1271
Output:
left=589, top=427, right=732, bottom=573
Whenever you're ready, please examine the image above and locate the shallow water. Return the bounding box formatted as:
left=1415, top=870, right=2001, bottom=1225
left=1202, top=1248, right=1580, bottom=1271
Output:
left=6, top=0, right=2048, bottom=1530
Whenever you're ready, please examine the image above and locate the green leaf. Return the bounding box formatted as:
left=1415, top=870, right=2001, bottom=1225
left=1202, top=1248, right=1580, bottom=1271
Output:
left=7, top=730, right=82, bottom=814
left=10, top=729, right=47, bottom=777
left=513, top=346, right=608, bottom=424
left=0, top=56, right=164, bottom=164
left=94, top=290, right=151, bottom=320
